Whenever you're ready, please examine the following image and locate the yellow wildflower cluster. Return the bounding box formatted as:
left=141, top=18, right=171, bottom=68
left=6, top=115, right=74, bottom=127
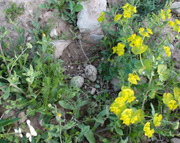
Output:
left=122, top=3, right=136, bottom=18
left=97, top=12, right=105, bottom=23
left=128, top=27, right=152, bottom=55
left=112, top=43, right=125, bottom=56
left=169, top=19, right=180, bottom=33
left=120, top=109, right=144, bottom=126
left=153, top=113, right=162, bottom=127
left=139, top=27, right=153, bottom=37
left=128, top=73, right=140, bottom=85
left=159, top=8, right=171, bottom=21
left=143, top=122, right=154, bottom=138
left=110, top=86, right=135, bottom=116
left=114, top=14, right=122, bottom=22
left=162, top=87, right=180, bottom=111
left=163, top=46, right=171, bottom=57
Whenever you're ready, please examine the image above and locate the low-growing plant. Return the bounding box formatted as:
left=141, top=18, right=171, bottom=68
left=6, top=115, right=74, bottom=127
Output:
left=97, top=0, right=180, bottom=142
left=4, top=2, right=25, bottom=22
left=39, top=0, right=83, bottom=26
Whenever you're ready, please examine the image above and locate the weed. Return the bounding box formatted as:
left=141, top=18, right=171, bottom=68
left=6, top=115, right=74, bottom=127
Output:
left=4, top=2, right=25, bottom=22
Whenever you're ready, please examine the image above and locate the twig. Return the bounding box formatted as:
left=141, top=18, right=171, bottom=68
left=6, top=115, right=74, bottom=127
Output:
left=0, top=45, right=11, bottom=76
left=76, top=40, right=90, bottom=64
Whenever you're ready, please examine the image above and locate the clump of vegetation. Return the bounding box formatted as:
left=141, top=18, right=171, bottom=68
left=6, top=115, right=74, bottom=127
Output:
left=1, top=0, right=180, bottom=142
left=4, top=2, right=25, bottom=22
left=39, top=0, right=83, bottom=26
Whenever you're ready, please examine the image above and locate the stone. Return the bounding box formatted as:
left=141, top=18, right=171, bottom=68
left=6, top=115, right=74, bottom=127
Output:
left=171, top=2, right=180, bottom=14
left=85, top=65, right=97, bottom=82
left=77, top=0, right=107, bottom=33
left=70, top=76, right=84, bottom=88
left=91, top=87, right=96, bottom=95
left=107, top=0, right=125, bottom=5
left=90, top=34, right=104, bottom=43
left=18, top=112, right=27, bottom=124
left=171, top=138, right=180, bottom=143
left=110, top=77, right=121, bottom=91
left=50, top=28, right=58, bottom=37
left=53, top=40, right=72, bottom=59
left=169, top=44, right=180, bottom=68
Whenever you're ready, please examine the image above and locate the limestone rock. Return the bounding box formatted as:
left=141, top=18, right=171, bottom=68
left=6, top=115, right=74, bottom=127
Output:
left=53, top=40, right=71, bottom=59
left=107, top=0, right=125, bottom=5
left=70, top=76, right=84, bottom=88
left=110, top=77, right=121, bottom=91
left=171, top=138, right=180, bottom=143
left=77, top=0, right=107, bottom=33
left=169, top=44, right=180, bottom=68
left=18, top=112, right=27, bottom=124
left=90, top=34, right=104, bottom=43
left=171, top=2, right=180, bottom=14
left=85, top=65, right=97, bottom=82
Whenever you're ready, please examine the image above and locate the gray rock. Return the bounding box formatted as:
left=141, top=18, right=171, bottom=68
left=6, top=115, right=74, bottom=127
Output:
left=70, top=76, right=84, bottom=88
left=85, top=65, right=97, bottom=82
left=77, top=0, right=107, bottom=33
left=110, top=77, right=121, bottom=91
left=171, top=138, right=180, bottom=143
left=90, top=34, right=104, bottom=43
left=52, top=40, right=72, bottom=59
left=50, top=28, right=58, bottom=37
left=91, top=87, right=96, bottom=95
left=169, top=44, right=180, bottom=68
left=171, top=2, right=180, bottom=14
left=18, top=112, right=27, bottom=124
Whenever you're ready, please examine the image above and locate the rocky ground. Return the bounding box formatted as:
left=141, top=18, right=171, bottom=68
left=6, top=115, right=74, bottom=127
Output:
left=1, top=0, right=180, bottom=142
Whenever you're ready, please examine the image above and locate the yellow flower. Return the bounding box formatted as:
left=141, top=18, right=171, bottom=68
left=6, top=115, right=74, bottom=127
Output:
left=97, top=12, right=105, bottom=22
left=123, top=3, right=136, bottom=18
left=163, top=46, right=171, bottom=57
left=160, top=9, right=166, bottom=20
left=42, top=33, right=46, bottom=37
left=58, top=113, right=61, bottom=117
left=120, top=86, right=136, bottom=103
left=168, top=100, right=178, bottom=111
left=143, top=122, right=154, bottom=138
left=116, top=43, right=125, bottom=56
left=153, top=113, right=162, bottom=127
left=175, top=19, right=180, bottom=25
left=120, top=108, right=133, bottom=126
left=147, top=28, right=153, bottom=35
left=139, top=27, right=144, bottom=33
left=114, top=14, right=122, bottom=22
left=163, top=93, right=174, bottom=105
left=110, top=96, right=126, bottom=115
left=169, top=21, right=175, bottom=27
left=112, top=46, right=117, bottom=54
left=112, top=43, right=125, bottom=56
left=128, top=73, right=140, bottom=85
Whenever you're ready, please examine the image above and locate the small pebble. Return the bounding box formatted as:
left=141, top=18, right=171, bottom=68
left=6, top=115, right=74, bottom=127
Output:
left=91, top=88, right=96, bottom=95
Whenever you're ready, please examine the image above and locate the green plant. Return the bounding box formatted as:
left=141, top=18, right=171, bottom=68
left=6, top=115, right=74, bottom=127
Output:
left=97, top=0, right=180, bottom=142
left=39, top=0, right=83, bottom=26
left=4, top=2, right=25, bottom=22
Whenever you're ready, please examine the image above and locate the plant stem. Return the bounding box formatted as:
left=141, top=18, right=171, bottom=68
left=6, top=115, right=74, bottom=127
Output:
left=142, top=75, right=152, bottom=110
left=10, top=47, right=28, bottom=73
left=0, top=45, right=11, bottom=76
left=140, top=54, right=144, bottom=67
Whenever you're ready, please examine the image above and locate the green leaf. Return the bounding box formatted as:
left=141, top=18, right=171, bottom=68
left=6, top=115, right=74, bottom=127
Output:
left=115, top=126, right=123, bottom=135
left=0, top=118, right=20, bottom=127
left=2, top=87, right=10, bottom=100
left=38, top=4, right=47, bottom=8
left=157, top=64, right=169, bottom=82
left=74, top=4, right=83, bottom=12
left=150, top=103, right=155, bottom=116
left=132, top=44, right=148, bottom=55
left=59, top=101, right=74, bottom=110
